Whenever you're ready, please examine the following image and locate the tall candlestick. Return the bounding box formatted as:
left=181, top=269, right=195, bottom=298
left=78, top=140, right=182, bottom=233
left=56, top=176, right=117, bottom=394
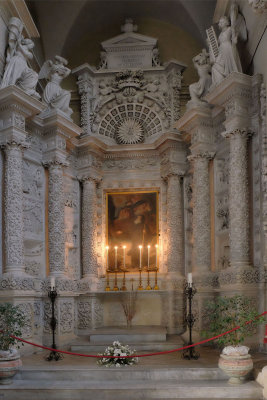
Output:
left=115, top=246, right=118, bottom=270
left=154, top=244, right=159, bottom=290
left=188, top=272, right=193, bottom=287
left=146, top=245, right=151, bottom=290
left=50, top=276, right=55, bottom=290
left=105, top=246, right=110, bottom=291
left=123, top=246, right=126, bottom=269
left=121, top=245, right=127, bottom=291
left=139, top=245, right=142, bottom=270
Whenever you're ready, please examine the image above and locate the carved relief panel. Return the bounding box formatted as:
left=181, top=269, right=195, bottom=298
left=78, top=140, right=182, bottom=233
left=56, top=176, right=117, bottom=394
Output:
left=22, top=160, right=45, bottom=277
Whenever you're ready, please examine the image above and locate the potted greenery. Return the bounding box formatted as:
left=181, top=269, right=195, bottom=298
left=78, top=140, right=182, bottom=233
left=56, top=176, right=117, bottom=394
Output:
left=203, top=295, right=265, bottom=385
left=0, top=303, right=25, bottom=384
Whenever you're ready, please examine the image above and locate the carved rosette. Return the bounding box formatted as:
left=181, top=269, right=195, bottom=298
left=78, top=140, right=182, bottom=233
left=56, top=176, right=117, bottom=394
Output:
left=47, top=162, right=66, bottom=275
left=3, top=142, right=26, bottom=273
left=166, top=173, right=184, bottom=274
left=188, top=152, right=214, bottom=270
left=81, top=177, right=98, bottom=277
left=222, top=129, right=252, bottom=266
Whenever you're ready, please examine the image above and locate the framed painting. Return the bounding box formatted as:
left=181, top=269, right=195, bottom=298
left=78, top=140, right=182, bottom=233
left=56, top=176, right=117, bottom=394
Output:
left=106, top=191, right=159, bottom=272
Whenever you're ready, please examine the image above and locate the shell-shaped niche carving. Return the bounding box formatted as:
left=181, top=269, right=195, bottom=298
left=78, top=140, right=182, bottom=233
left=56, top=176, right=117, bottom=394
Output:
left=116, top=118, right=144, bottom=144
left=98, top=103, right=163, bottom=143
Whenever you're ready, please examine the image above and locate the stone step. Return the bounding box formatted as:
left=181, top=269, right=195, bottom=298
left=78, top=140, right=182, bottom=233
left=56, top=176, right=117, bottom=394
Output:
left=1, top=380, right=262, bottom=399
left=16, top=366, right=227, bottom=381
left=70, top=341, right=183, bottom=352
left=87, top=326, right=167, bottom=343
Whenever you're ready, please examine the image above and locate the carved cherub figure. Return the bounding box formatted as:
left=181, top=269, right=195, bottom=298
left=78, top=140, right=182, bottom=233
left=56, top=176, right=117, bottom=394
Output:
left=39, top=55, right=72, bottom=118
left=1, top=17, right=40, bottom=98
left=188, top=48, right=211, bottom=108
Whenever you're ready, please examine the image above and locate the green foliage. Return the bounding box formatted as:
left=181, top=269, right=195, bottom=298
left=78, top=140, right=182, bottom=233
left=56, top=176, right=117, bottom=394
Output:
left=0, top=303, right=25, bottom=351
left=202, top=295, right=265, bottom=347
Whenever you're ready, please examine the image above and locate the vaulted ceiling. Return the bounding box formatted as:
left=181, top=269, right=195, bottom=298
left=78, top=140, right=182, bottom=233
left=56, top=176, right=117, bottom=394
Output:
left=27, top=0, right=217, bottom=86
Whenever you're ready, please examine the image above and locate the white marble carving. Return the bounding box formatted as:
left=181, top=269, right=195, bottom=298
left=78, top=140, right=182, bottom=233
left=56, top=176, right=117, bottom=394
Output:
left=188, top=49, right=211, bottom=108
left=39, top=56, right=72, bottom=118
left=248, top=0, right=267, bottom=13
left=0, top=17, right=39, bottom=98
left=207, top=4, right=247, bottom=86
left=222, top=129, right=251, bottom=267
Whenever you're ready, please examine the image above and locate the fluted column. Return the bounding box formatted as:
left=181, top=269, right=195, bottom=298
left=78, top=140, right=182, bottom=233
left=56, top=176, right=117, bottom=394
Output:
left=46, top=162, right=66, bottom=277
left=189, top=152, right=214, bottom=271
left=3, top=142, right=26, bottom=274
left=222, top=129, right=251, bottom=267
left=166, top=173, right=184, bottom=275
left=81, top=177, right=98, bottom=278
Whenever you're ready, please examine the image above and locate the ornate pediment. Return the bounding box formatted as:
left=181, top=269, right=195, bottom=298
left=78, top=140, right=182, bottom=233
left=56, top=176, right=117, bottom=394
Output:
left=99, top=19, right=159, bottom=70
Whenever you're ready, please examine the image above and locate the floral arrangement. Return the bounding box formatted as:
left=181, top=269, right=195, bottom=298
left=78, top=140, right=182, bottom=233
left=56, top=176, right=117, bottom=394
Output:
left=97, top=341, right=138, bottom=367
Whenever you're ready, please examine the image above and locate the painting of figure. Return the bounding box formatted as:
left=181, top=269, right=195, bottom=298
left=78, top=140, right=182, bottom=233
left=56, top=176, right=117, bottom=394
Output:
left=107, top=191, right=159, bottom=272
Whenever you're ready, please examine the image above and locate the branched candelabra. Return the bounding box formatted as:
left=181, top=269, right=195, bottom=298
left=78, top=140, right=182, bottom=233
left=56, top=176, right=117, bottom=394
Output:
left=182, top=282, right=200, bottom=360
left=46, top=286, right=63, bottom=361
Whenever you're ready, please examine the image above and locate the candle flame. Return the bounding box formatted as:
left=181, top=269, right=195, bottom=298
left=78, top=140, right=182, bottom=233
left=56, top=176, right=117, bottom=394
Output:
left=139, top=245, right=142, bottom=249
left=123, top=245, right=126, bottom=249
left=155, top=244, right=158, bottom=248
left=106, top=246, right=109, bottom=250
left=114, top=246, right=118, bottom=250
left=147, top=245, right=150, bottom=249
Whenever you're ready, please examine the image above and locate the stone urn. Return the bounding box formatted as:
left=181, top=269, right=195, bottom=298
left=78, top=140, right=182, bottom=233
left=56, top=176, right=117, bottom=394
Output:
left=218, top=346, right=253, bottom=384
left=0, top=349, right=22, bottom=385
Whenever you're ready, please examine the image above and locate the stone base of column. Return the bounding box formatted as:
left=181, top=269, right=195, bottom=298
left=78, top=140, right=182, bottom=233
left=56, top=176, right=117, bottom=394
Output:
left=3, top=266, right=27, bottom=276
left=80, top=274, right=99, bottom=291
left=219, top=264, right=259, bottom=287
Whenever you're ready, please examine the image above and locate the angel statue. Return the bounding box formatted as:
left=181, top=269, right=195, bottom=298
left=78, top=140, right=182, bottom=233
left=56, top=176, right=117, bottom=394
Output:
left=0, top=17, right=40, bottom=98
left=188, top=48, right=211, bottom=108
left=206, top=2, right=247, bottom=86
left=39, top=56, right=72, bottom=118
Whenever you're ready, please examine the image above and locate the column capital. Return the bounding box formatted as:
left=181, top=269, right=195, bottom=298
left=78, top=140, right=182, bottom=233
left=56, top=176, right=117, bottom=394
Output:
left=188, top=151, right=215, bottom=162
left=43, top=157, right=69, bottom=169
left=222, top=128, right=254, bottom=140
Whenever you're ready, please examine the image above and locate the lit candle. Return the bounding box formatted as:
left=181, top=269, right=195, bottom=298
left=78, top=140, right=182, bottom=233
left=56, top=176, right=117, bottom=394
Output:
left=50, top=276, right=55, bottom=290
left=139, top=245, right=142, bottom=270
left=188, top=272, right=193, bottom=287
left=147, top=245, right=150, bottom=269
left=155, top=244, right=158, bottom=269
left=114, top=246, right=118, bottom=270
left=123, top=245, right=126, bottom=269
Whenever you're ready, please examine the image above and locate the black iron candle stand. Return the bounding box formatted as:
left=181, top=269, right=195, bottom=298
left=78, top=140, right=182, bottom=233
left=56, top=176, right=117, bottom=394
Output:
left=182, top=283, right=200, bottom=360
left=46, top=287, right=63, bottom=361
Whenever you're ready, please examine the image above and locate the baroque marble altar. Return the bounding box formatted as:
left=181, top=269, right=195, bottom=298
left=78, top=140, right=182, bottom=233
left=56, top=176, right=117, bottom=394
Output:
left=0, top=16, right=266, bottom=350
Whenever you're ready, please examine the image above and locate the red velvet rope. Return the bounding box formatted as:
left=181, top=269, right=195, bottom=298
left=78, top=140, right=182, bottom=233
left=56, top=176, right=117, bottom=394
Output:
left=5, top=311, right=267, bottom=359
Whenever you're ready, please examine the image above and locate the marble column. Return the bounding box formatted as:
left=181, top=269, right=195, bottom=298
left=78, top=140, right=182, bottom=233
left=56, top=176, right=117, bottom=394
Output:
left=47, top=162, right=66, bottom=277
left=3, top=142, right=26, bottom=274
left=81, top=177, right=98, bottom=278
left=189, top=152, right=214, bottom=271
left=222, top=129, right=251, bottom=267
left=166, top=173, right=184, bottom=275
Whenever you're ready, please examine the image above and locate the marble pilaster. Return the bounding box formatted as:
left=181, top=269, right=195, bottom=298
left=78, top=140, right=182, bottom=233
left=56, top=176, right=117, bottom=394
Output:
left=175, top=106, right=214, bottom=273
left=189, top=152, right=214, bottom=271
left=166, top=173, right=184, bottom=275
left=32, top=109, right=82, bottom=277
left=0, top=86, right=44, bottom=275
left=222, top=129, right=251, bottom=267
left=46, top=161, right=66, bottom=276
left=206, top=73, right=254, bottom=269
left=80, top=176, right=99, bottom=278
